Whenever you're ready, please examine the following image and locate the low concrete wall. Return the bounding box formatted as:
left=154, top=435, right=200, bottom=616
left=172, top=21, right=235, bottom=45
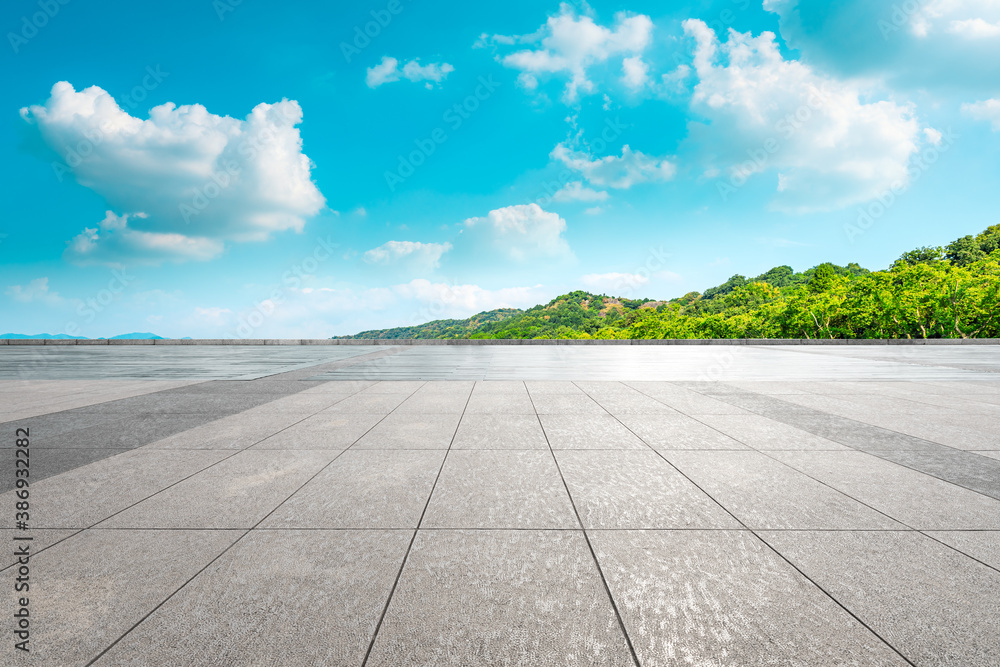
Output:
left=2, top=338, right=998, bottom=346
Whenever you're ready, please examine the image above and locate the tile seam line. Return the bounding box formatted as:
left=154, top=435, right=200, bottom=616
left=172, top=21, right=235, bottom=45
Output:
left=748, top=344, right=1000, bottom=376
left=360, top=380, right=470, bottom=667
left=84, top=380, right=427, bottom=665
left=573, top=381, right=916, bottom=667
left=668, top=381, right=1000, bottom=504
left=916, top=530, right=1000, bottom=576
left=532, top=382, right=642, bottom=667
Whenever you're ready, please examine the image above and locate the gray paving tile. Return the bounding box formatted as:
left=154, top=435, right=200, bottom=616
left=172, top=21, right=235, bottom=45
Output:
left=252, top=413, right=384, bottom=450
left=617, top=414, right=749, bottom=450
left=0, top=529, right=78, bottom=567
left=760, top=530, right=1000, bottom=666
left=0, top=448, right=229, bottom=528
left=0, top=447, right=131, bottom=490
left=524, top=380, right=586, bottom=394
left=361, top=380, right=427, bottom=393
left=588, top=394, right=680, bottom=416
left=34, top=413, right=211, bottom=449
left=879, top=448, right=1000, bottom=500
left=855, top=414, right=1000, bottom=451
left=365, top=530, right=634, bottom=666
left=2, top=528, right=240, bottom=666
left=98, top=450, right=336, bottom=528
left=320, top=392, right=411, bottom=414
left=423, top=450, right=577, bottom=529
left=779, top=414, right=942, bottom=452
left=465, top=391, right=536, bottom=415
left=3, top=411, right=120, bottom=440
left=261, top=450, right=445, bottom=529
left=248, top=392, right=357, bottom=413
left=540, top=414, right=648, bottom=450
left=471, top=380, right=529, bottom=394
left=95, top=530, right=411, bottom=667
left=771, top=451, right=1000, bottom=529
left=698, top=414, right=850, bottom=450
left=392, top=392, right=470, bottom=414
left=451, top=414, right=550, bottom=450
left=352, top=412, right=461, bottom=449
left=591, top=530, right=906, bottom=667
left=529, top=392, right=605, bottom=414
left=924, top=531, right=1000, bottom=570
left=555, top=450, right=739, bottom=529
left=976, top=451, right=1000, bottom=461
left=146, top=411, right=307, bottom=449
left=665, top=451, right=904, bottom=529
left=626, top=382, right=749, bottom=414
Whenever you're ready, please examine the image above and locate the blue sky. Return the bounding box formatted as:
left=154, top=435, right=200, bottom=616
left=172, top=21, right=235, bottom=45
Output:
left=2, top=0, right=999, bottom=337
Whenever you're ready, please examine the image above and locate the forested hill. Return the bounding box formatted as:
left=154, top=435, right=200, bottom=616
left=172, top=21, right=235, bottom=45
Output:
left=334, top=225, right=1000, bottom=340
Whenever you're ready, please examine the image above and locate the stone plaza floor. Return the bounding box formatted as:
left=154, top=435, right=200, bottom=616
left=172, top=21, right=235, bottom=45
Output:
left=1, top=344, right=999, bottom=665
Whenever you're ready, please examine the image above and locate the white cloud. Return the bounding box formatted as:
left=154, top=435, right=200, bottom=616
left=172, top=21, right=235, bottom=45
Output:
left=924, top=127, right=944, bottom=145
left=463, top=204, right=572, bottom=261
left=581, top=272, right=649, bottom=292
left=551, top=143, right=675, bottom=189
left=363, top=240, right=453, bottom=271
left=6, top=277, right=71, bottom=307
left=366, top=56, right=455, bottom=88
left=947, top=17, right=1000, bottom=38
left=552, top=181, right=609, bottom=202
left=66, top=211, right=223, bottom=267
left=621, top=56, right=649, bottom=90
left=963, top=98, right=1000, bottom=129
left=764, top=0, right=1000, bottom=92
left=682, top=19, right=922, bottom=213
left=495, top=3, right=653, bottom=102
left=21, top=82, right=325, bottom=265
left=584, top=206, right=604, bottom=215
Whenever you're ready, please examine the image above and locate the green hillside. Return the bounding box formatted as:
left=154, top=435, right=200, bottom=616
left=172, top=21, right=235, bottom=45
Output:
left=336, top=225, right=1000, bottom=340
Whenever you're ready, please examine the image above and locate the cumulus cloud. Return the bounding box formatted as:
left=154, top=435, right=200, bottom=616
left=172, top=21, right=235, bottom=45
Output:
left=66, top=211, right=224, bottom=266
left=366, top=56, right=454, bottom=88
left=493, top=3, right=653, bottom=102
left=552, top=181, right=609, bottom=202
left=362, top=240, right=453, bottom=271
left=551, top=143, right=675, bottom=189
left=963, top=98, right=1000, bottom=130
left=463, top=204, right=573, bottom=261
left=20, top=82, right=325, bottom=266
left=682, top=19, right=922, bottom=213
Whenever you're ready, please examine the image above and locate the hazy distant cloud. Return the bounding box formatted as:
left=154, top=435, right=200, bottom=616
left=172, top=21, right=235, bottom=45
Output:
left=551, top=143, right=675, bottom=189
left=21, top=82, right=325, bottom=266
left=552, top=181, right=609, bottom=202
left=682, top=19, right=923, bottom=213
left=621, top=56, right=650, bottom=90
left=363, top=240, right=453, bottom=272
left=463, top=204, right=572, bottom=261
left=366, top=56, right=454, bottom=88
left=5, top=277, right=74, bottom=307
left=66, top=211, right=224, bottom=267
left=963, top=98, right=1000, bottom=130
left=492, top=3, right=653, bottom=102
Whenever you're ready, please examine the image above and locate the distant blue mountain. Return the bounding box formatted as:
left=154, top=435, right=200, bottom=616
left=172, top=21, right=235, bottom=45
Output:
left=1, top=332, right=166, bottom=340
left=108, top=333, right=166, bottom=339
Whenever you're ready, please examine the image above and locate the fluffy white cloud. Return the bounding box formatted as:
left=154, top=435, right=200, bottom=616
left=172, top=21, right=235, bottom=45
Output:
left=21, top=82, right=325, bottom=266
left=366, top=56, right=454, bottom=88
left=493, top=3, right=653, bottom=102
left=6, top=278, right=72, bottom=307
left=463, top=204, right=572, bottom=261
left=963, top=98, right=1000, bottom=129
left=552, top=181, right=609, bottom=202
left=621, top=56, right=649, bottom=90
left=682, top=19, right=923, bottom=213
left=551, top=143, right=675, bottom=189
left=362, top=240, right=453, bottom=271
left=66, top=211, right=223, bottom=266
